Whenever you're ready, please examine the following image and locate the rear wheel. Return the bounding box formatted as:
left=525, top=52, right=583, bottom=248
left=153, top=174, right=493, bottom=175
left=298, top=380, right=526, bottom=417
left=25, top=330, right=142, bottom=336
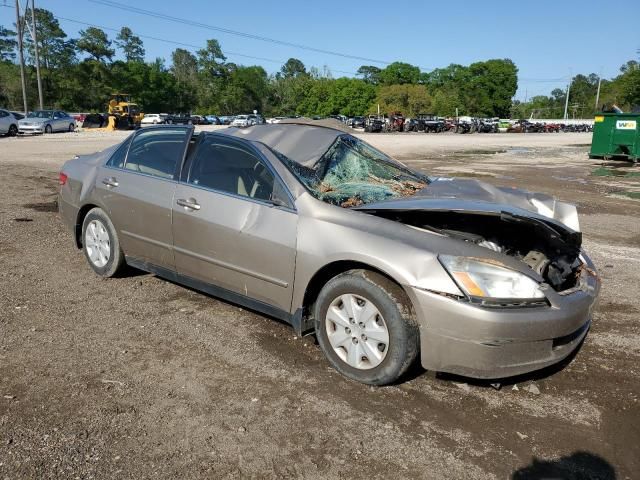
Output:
left=314, top=269, right=419, bottom=385
left=7, top=124, right=17, bottom=136
left=68, top=123, right=75, bottom=132
left=81, top=208, right=125, bottom=277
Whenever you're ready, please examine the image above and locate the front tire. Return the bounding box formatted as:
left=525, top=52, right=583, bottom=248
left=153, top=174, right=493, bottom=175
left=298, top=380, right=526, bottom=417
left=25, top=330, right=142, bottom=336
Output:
left=45, top=124, right=52, bottom=134
left=69, top=123, right=75, bottom=132
left=81, top=208, right=125, bottom=278
left=314, top=269, right=419, bottom=385
left=8, top=124, right=17, bottom=136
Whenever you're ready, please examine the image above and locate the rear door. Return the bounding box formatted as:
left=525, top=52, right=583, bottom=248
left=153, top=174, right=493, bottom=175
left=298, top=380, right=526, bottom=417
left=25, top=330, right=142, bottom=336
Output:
left=94, top=126, right=192, bottom=269
left=0, top=110, right=9, bottom=134
left=172, top=135, right=298, bottom=313
left=53, top=111, right=66, bottom=131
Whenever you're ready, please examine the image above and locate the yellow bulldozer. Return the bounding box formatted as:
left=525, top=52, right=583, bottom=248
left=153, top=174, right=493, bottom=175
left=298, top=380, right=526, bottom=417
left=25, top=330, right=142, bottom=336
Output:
left=107, top=93, right=144, bottom=129
left=82, top=93, right=144, bottom=130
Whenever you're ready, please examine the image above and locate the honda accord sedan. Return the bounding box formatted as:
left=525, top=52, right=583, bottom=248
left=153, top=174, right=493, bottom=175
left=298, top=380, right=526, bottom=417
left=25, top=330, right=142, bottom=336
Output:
left=58, top=124, right=600, bottom=385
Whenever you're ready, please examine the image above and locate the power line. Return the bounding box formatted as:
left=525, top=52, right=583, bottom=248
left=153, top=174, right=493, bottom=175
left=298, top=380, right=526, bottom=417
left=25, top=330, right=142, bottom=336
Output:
left=54, top=14, right=360, bottom=76
left=0, top=5, right=359, bottom=76
left=88, top=0, right=394, bottom=66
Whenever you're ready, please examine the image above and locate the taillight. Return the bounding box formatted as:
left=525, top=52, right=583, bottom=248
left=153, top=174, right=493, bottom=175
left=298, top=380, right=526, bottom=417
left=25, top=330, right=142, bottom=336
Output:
left=59, top=172, right=68, bottom=186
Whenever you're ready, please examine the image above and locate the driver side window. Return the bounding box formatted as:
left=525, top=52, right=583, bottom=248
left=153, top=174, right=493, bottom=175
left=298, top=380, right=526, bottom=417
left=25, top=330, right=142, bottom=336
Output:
left=188, top=137, right=276, bottom=202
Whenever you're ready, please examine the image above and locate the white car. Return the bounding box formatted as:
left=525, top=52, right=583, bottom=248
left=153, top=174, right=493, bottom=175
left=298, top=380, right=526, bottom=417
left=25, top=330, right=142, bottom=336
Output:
left=0, top=109, right=19, bottom=136
left=231, top=114, right=258, bottom=127
left=141, top=114, right=164, bottom=125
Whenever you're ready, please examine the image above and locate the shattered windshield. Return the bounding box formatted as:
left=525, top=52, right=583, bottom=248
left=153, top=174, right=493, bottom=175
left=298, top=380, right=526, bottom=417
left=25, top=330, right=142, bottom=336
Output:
left=276, top=135, right=428, bottom=207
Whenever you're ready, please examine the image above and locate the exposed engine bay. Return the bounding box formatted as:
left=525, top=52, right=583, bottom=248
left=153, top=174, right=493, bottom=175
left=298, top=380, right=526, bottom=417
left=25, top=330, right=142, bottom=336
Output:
left=365, top=210, right=583, bottom=292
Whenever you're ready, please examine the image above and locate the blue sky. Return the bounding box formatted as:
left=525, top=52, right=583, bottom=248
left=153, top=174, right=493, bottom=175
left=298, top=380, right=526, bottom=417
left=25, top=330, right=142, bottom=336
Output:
left=2, top=0, right=639, bottom=99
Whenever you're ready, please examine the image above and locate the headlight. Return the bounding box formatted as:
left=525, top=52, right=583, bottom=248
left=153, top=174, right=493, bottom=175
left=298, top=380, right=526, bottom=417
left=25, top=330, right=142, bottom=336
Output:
left=439, top=255, right=545, bottom=300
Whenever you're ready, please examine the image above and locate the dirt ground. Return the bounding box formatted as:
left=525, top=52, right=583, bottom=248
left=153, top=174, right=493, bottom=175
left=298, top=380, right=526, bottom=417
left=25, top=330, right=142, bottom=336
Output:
left=1, top=128, right=638, bottom=479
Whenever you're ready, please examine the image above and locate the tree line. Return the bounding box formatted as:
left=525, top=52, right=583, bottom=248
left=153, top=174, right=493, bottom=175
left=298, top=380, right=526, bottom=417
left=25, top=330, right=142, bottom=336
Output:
left=512, top=63, right=640, bottom=119
left=0, top=8, right=638, bottom=118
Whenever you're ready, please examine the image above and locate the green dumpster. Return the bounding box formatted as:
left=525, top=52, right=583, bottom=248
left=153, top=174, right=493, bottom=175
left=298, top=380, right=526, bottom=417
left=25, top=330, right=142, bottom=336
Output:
left=590, top=112, right=640, bottom=162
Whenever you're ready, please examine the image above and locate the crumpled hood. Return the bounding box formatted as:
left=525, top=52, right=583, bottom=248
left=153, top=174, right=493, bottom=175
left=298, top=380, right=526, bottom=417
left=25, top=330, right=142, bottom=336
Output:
left=356, top=177, right=581, bottom=233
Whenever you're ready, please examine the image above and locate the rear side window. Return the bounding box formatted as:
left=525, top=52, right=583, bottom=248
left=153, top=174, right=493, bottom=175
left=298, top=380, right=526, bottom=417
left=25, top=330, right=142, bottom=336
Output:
left=107, top=137, right=132, bottom=168
left=188, top=137, right=275, bottom=202
left=124, top=128, right=189, bottom=179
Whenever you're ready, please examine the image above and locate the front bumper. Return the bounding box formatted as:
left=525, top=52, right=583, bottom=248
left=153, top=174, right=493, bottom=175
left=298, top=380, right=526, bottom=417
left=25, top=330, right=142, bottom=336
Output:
left=18, top=124, right=45, bottom=134
left=408, top=258, right=600, bottom=379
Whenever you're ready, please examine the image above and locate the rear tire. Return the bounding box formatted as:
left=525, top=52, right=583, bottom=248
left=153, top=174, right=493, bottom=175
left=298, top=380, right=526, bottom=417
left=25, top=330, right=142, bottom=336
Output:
left=68, top=123, right=75, bottom=132
left=314, top=269, right=419, bottom=385
left=8, top=124, right=17, bottom=136
left=81, top=208, right=125, bottom=278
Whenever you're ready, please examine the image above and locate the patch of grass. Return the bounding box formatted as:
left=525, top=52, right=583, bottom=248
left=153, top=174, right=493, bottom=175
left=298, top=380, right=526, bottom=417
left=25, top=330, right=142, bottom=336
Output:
left=592, top=167, right=640, bottom=178
left=621, top=191, right=640, bottom=199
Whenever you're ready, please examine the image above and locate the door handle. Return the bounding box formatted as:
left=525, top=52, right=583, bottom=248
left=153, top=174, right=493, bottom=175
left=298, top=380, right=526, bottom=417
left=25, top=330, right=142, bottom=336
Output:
left=176, top=198, right=201, bottom=210
left=102, top=177, right=119, bottom=187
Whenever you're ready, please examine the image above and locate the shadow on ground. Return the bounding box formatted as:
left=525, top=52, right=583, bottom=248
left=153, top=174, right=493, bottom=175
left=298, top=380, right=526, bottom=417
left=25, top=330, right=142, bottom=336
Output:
left=512, top=451, right=616, bottom=479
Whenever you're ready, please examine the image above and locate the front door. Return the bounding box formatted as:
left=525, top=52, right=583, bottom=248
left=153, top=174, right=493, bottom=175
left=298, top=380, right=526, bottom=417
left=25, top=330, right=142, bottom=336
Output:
left=172, top=135, right=297, bottom=313
left=94, top=126, right=191, bottom=268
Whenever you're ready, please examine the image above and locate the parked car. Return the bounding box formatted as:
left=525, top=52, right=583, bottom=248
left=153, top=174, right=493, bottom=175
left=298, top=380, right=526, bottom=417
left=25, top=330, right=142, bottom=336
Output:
left=141, top=113, right=165, bottom=125
left=219, top=116, right=235, bottom=125
left=58, top=124, right=599, bottom=385
left=350, top=116, right=365, bottom=128
left=165, top=113, right=193, bottom=125
left=205, top=115, right=222, bottom=125
left=0, top=109, right=19, bottom=136
left=231, top=114, right=258, bottom=127
left=364, top=115, right=384, bottom=132
left=18, top=110, right=75, bottom=134
left=190, top=115, right=210, bottom=125
left=10, top=111, right=25, bottom=121
left=417, top=114, right=446, bottom=133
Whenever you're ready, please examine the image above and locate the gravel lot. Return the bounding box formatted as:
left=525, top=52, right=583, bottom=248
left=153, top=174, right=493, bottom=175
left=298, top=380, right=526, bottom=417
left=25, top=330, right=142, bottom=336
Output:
left=1, top=128, right=639, bottom=479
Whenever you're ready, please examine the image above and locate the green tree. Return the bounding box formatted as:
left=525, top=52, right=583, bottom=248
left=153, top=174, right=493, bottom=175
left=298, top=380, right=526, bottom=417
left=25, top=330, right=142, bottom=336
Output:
left=0, top=26, right=17, bottom=61
left=23, top=9, right=76, bottom=69
left=77, top=27, right=114, bottom=62
left=620, top=68, right=640, bottom=107
left=373, top=84, right=432, bottom=117
left=379, top=62, right=421, bottom=85
left=279, top=58, right=306, bottom=79
left=171, top=48, right=198, bottom=112
left=357, top=65, right=381, bottom=85
left=326, top=77, right=376, bottom=116
left=463, top=59, right=518, bottom=117
left=197, top=39, right=226, bottom=76
left=217, top=65, right=269, bottom=114
left=115, top=27, right=145, bottom=62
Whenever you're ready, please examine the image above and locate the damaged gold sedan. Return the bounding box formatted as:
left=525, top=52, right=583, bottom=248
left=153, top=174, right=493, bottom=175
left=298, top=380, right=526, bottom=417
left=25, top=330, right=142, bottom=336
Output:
left=58, top=123, right=600, bottom=385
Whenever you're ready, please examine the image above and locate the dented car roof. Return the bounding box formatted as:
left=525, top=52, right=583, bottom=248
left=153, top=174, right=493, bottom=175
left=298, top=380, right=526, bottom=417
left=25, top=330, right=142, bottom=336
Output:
left=222, top=123, right=343, bottom=167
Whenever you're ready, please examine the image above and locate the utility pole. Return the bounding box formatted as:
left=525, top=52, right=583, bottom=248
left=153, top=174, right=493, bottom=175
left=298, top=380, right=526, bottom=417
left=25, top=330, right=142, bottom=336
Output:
left=594, top=75, right=602, bottom=111
left=15, top=0, right=28, bottom=114
left=30, top=0, right=43, bottom=110
left=563, top=75, right=572, bottom=121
